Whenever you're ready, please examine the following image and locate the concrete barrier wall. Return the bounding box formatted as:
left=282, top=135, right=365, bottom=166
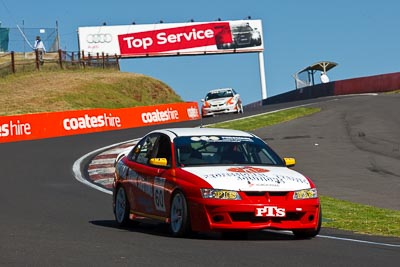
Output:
left=263, top=83, right=335, bottom=105
left=262, top=72, right=400, bottom=105
left=334, top=72, right=400, bottom=95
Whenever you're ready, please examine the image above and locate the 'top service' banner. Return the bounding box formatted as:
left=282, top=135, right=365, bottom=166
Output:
left=78, top=19, right=264, bottom=57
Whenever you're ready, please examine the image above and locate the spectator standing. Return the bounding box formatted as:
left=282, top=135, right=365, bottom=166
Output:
left=320, top=72, right=330, bottom=83
left=34, top=36, right=46, bottom=65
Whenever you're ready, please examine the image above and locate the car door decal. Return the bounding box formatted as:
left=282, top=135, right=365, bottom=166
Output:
left=154, top=176, right=166, bottom=212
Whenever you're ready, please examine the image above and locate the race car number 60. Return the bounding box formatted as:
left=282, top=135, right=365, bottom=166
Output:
left=154, top=177, right=166, bottom=212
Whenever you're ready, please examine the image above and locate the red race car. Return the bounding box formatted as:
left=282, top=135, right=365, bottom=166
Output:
left=113, top=127, right=321, bottom=238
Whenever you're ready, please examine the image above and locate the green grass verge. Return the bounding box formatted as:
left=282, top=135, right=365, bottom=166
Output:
left=386, top=89, right=400, bottom=94
left=210, top=107, right=400, bottom=237
left=321, top=196, right=400, bottom=237
left=208, top=107, right=321, bottom=131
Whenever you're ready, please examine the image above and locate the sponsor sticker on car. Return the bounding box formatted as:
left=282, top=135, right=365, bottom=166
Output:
left=255, top=206, right=286, bottom=217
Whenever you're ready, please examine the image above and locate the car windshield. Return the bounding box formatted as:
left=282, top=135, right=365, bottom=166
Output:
left=174, top=135, right=284, bottom=167
left=231, top=25, right=253, bottom=33
left=205, top=90, right=233, bottom=100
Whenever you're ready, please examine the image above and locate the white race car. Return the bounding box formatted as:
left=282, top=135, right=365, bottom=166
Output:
left=201, top=88, right=243, bottom=117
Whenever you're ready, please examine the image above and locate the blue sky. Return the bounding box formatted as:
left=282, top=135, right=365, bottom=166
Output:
left=1, top=0, right=399, bottom=105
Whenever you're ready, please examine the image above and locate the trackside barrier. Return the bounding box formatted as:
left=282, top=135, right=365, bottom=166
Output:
left=0, top=102, right=200, bottom=143
left=262, top=72, right=400, bottom=105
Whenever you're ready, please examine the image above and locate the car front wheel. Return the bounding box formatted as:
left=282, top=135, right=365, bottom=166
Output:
left=114, top=186, right=130, bottom=227
left=236, top=104, right=244, bottom=114
left=170, top=190, right=191, bottom=237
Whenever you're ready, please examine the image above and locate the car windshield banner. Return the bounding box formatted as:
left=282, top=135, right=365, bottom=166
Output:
left=78, top=19, right=264, bottom=57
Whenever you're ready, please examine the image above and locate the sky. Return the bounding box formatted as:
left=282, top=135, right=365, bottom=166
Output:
left=1, top=0, right=399, bottom=105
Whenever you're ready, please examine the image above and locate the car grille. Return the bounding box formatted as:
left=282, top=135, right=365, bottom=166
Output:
left=230, top=211, right=303, bottom=223
left=211, top=103, right=225, bottom=107
left=243, top=191, right=289, bottom=201
left=235, top=34, right=251, bottom=45
left=244, top=191, right=288, bottom=196
left=230, top=191, right=297, bottom=223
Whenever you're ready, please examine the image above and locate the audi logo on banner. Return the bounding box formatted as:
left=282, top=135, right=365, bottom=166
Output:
left=86, top=34, right=113, bottom=43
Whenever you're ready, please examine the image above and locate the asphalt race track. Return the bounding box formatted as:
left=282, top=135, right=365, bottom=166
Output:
left=0, top=94, right=399, bottom=266
left=252, top=93, right=400, bottom=210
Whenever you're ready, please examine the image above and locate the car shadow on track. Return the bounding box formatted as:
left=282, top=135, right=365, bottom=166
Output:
left=90, top=219, right=301, bottom=241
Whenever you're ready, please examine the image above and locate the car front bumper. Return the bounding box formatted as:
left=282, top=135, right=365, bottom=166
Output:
left=188, top=198, right=321, bottom=233
left=202, top=104, right=238, bottom=117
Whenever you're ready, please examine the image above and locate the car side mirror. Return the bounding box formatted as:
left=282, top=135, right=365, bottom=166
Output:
left=201, top=99, right=205, bottom=102
left=149, top=158, right=168, bottom=167
left=283, top=157, right=296, bottom=167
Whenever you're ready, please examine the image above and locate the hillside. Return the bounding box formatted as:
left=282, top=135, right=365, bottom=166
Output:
left=0, top=69, right=183, bottom=116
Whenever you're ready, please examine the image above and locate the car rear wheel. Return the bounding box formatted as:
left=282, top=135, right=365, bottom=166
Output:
left=170, top=190, right=191, bottom=237
left=292, top=208, right=322, bottom=239
left=114, top=186, right=130, bottom=227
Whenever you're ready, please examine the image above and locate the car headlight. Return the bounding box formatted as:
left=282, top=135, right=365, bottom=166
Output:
left=226, top=97, right=235, bottom=105
left=251, top=32, right=260, bottom=39
left=200, top=189, right=241, bottom=200
left=293, top=188, right=318, bottom=200
left=203, top=101, right=210, bottom=108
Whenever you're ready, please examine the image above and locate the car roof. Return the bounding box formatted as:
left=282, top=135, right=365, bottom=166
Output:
left=208, top=88, right=234, bottom=93
left=151, top=127, right=254, bottom=139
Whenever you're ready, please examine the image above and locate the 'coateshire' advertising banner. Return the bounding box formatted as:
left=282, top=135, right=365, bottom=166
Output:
left=0, top=102, right=200, bottom=143
left=78, top=19, right=263, bottom=57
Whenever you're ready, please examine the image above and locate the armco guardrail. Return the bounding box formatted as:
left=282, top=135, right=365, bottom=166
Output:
left=0, top=102, right=200, bottom=143
left=263, top=72, right=400, bottom=105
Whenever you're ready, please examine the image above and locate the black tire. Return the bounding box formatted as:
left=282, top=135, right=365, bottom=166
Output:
left=236, top=104, right=244, bottom=114
left=169, top=190, right=191, bottom=237
left=114, top=186, right=130, bottom=227
left=293, top=207, right=322, bottom=239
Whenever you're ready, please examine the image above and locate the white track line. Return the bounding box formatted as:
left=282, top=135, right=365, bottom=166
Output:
left=72, top=139, right=139, bottom=195
left=317, top=234, right=400, bottom=248
left=265, top=230, right=399, bottom=248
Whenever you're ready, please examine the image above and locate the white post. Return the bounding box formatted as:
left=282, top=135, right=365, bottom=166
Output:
left=258, top=52, right=267, bottom=99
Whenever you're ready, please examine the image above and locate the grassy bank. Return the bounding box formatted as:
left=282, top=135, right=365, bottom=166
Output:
left=0, top=69, right=182, bottom=116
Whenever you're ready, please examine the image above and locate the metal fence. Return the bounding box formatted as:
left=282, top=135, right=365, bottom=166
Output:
left=0, top=50, right=120, bottom=77
left=1, top=25, right=59, bottom=53
left=0, top=24, right=119, bottom=76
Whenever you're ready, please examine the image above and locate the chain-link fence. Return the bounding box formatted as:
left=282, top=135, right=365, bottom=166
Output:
left=0, top=25, right=59, bottom=53
left=0, top=50, right=120, bottom=77
left=0, top=25, right=119, bottom=76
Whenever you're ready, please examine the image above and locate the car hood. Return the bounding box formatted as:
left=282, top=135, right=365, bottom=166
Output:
left=206, top=97, right=231, bottom=104
left=182, top=166, right=311, bottom=191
